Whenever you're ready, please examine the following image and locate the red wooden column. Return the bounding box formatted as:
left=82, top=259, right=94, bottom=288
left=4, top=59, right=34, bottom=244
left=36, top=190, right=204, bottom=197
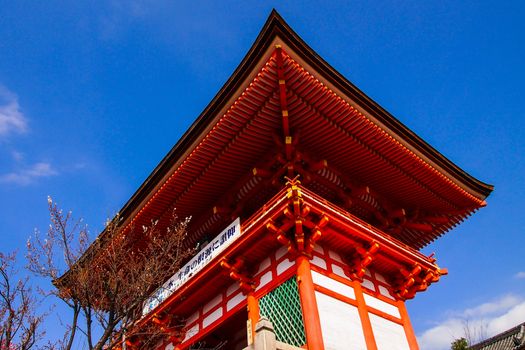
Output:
left=296, top=254, right=325, bottom=350
left=397, top=300, right=420, bottom=350
left=352, top=280, right=378, bottom=350
left=247, top=292, right=260, bottom=342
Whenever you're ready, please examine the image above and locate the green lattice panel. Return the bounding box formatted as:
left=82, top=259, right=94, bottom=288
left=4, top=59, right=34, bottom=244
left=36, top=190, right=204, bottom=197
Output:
left=259, top=276, right=306, bottom=346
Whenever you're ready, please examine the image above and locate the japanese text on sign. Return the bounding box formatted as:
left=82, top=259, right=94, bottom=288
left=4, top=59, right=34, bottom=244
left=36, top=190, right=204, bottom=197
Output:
left=142, top=218, right=241, bottom=316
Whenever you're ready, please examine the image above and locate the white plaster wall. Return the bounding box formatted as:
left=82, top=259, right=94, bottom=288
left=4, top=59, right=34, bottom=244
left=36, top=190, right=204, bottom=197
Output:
left=312, top=271, right=355, bottom=299
left=186, top=310, right=199, bottom=325
left=257, top=270, right=273, bottom=291
left=369, top=313, right=410, bottom=350
left=363, top=294, right=400, bottom=318
left=378, top=285, right=394, bottom=299
left=202, top=308, right=223, bottom=328
left=183, top=323, right=199, bottom=342
left=311, top=255, right=327, bottom=269
left=331, top=264, right=347, bottom=280
left=203, top=293, right=222, bottom=314
left=361, top=278, right=375, bottom=291
left=257, top=257, right=271, bottom=272
left=276, top=258, right=294, bottom=275
left=227, top=282, right=239, bottom=297
left=275, top=246, right=288, bottom=260
left=315, top=292, right=367, bottom=350
left=227, top=291, right=244, bottom=311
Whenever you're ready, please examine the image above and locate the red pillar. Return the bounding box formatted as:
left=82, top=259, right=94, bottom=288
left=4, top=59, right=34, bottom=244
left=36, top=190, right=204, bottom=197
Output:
left=247, top=292, right=260, bottom=342
left=296, top=255, right=324, bottom=350
left=397, top=300, right=419, bottom=350
left=352, top=280, right=378, bottom=350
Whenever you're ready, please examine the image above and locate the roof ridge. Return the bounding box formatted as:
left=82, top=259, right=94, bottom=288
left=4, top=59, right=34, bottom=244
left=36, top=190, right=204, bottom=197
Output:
left=470, top=322, right=525, bottom=349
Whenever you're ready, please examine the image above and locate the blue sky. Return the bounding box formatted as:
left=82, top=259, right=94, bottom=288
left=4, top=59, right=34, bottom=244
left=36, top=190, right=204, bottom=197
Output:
left=0, top=1, right=524, bottom=349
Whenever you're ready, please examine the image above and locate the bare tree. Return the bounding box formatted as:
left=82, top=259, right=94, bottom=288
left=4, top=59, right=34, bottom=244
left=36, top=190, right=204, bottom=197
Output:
left=0, top=251, right=44, bottom=350
left=461, top=318, right=488, bottom=347
left=450, top=318, right=489, bottom=349
left=27, top=197, right=193, bottom=350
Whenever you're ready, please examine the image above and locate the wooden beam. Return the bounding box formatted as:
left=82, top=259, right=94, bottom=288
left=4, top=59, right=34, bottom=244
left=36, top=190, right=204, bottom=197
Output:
left=275, top=45, right=291, bottom=140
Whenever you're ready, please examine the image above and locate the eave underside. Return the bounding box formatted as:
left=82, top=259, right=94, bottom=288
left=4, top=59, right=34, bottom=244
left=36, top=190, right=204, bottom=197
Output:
left=117, top=47, right=486, bottom=252
left=136, top=184, right=444, bottom=334
left=60, top=11, right=493, bottom=295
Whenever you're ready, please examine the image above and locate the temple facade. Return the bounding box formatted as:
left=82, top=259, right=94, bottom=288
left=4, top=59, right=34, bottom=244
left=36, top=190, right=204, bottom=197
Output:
left=75, top=11, right=493, bottom=350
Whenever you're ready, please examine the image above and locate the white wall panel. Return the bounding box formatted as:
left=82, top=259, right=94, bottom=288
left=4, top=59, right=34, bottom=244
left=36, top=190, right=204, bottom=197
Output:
left=203, top=293, right=222, bottom=314
left=313, top=244, right=324, bottom=254
left=311, top=255, right=327, bottom=269
left=363, top=294, right=400, bottom=318
left=361, top=278, right=375, bottom=291
left=226, top=282, right=239, bottom=297
left=275, top=246, right=287, bottom=261
left=369, top=313, right=410, bottom=350
left=276, top=258, right=294, bottom=275
left=378, top=285, right=394, bottom=299
left=183, top=323, right=199, bottom=342
left=315, top=292, right=367, bottom=350
left=312, top=271, right=355, bottom=299
left=257, top=257, right=271, bottom=273
left=186, top=310, right=199, bottom=326
left=227, top=292, right=244, bottom=311
left=257, top=270, right=273, bottom=291
left=331, top=264, right=347, bottom=279
left=202, top=308, right=223, bottom=328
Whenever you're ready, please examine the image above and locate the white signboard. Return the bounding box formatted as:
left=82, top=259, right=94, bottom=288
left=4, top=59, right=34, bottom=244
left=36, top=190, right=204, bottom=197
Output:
left=142, top=218, right=241, bottom=316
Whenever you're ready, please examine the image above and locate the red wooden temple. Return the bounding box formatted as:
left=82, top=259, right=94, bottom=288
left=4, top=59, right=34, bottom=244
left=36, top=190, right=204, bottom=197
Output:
left=71, top=11, right=493, bottom=350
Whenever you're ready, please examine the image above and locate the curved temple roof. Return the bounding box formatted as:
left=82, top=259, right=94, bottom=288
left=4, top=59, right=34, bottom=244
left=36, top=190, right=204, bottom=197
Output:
left=68, top=10, right=493, bottom=275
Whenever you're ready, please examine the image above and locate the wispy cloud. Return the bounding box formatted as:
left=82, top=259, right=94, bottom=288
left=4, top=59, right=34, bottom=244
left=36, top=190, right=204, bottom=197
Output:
left=0, top=162, right=58, bottom=186
left=11, top=150, right=24, bottom=162
left=461, top=294, right=522, bottom=318
left=515, top=271, right=525, bottom=279
left=99, top=0, right=155, bottom=40
left=418, top=294, right=525, bottom=350
left=0, top=85, right=28, bottom=137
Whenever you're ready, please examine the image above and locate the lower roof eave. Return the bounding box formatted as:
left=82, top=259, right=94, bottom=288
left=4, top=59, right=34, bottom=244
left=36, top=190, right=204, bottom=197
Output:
left=134, top=185, right=441, bottom=334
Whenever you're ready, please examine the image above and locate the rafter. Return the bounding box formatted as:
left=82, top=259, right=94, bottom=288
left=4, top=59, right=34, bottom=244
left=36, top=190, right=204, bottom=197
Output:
left=345, top=241, right=380, bottom=281
left=392, top=264, right=447, bottom=300
left=219, top=258, right=256, bottom=294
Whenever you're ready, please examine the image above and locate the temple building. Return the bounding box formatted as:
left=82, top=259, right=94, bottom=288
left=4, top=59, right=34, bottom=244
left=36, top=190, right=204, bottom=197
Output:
left=470, top=323, right=525, bottom=350
left=68, top=11, right=493, bottom=350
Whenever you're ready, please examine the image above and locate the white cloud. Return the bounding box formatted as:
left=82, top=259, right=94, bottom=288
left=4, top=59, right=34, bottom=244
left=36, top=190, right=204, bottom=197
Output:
left=11, top=150, right=24, bottom=162
left=515, top=271, right=525, bottom=279
left=461, top=294, right=522, bottom=318
left=0, top=85, right=27, bottom=137
left=0, top=162, right=58, bottom=186
left=0, top=87, right=58, bottom=187
left=418, top=294, right=525, bottom=350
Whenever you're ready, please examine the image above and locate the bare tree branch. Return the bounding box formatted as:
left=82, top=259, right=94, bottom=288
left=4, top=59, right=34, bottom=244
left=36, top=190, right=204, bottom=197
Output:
left=0, top=251, right=44, bottom=350
left=27, top=198, right=194, bottom=350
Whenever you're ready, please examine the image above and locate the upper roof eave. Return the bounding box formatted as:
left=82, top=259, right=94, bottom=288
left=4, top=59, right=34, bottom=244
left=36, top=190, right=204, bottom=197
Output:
left=57, top=10, right=493, bottom=286
left=55, top=9, right=493, bottom=284
left=117, top=10, right=492, bottom=228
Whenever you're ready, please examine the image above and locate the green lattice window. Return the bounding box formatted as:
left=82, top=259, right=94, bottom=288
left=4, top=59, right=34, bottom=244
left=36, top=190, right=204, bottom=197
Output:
left=259, top=276, right=306, bottom=346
